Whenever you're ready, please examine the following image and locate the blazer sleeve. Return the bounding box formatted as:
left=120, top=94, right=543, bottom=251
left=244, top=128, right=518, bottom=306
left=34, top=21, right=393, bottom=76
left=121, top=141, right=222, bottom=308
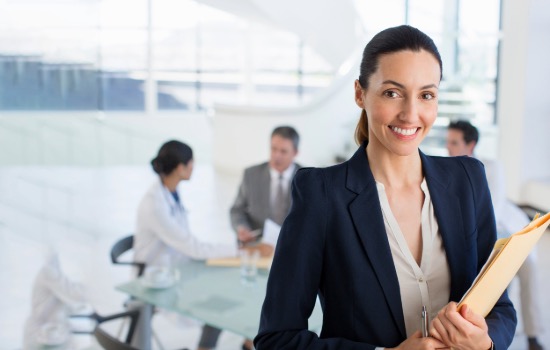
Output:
left=230, top=168, right=252, bottom=232
left=459, top=158, right=517, bottom=349
left=254, top=168, right=375, bottom=350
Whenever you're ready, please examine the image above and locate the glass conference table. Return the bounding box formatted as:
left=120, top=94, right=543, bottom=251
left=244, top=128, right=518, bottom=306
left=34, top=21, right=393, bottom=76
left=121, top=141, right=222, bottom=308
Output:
left=116, top=261, right=323, bottom=348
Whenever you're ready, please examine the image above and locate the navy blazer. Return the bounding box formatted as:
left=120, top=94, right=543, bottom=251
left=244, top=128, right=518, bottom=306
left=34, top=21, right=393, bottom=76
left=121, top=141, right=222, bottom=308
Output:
left=255, top=144, right=516, bottom=349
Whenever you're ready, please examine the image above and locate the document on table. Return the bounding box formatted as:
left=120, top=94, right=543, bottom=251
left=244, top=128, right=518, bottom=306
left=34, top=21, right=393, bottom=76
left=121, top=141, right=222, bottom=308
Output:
left=262, top=218, right=282, bottom=248
left=206, top=256, right=273, bottom=269
left=458, top=212, right=550, bottom=317
left=206, top=219, right=281, bottom=268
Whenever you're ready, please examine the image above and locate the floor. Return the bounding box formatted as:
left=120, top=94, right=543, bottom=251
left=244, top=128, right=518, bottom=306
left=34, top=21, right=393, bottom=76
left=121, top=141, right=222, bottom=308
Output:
left=0, top=165, right=548, bottom=350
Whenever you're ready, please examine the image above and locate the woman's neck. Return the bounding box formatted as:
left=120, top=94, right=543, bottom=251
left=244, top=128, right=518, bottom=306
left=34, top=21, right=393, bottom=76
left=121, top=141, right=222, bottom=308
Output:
left=366, top=141, right=423, bottom=189
left=161, top=174, right=180, bottom=192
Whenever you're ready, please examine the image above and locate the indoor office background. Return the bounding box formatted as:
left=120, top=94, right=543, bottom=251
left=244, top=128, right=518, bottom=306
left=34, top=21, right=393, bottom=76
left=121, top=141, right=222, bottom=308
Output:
left=0, top=0, right=549, bottom=349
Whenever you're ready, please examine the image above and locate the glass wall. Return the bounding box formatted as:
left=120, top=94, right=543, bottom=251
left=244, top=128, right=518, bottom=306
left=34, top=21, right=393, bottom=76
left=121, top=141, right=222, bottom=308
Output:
left=0, top=0, right=333, bottom=111
left=456, top=0, right=501, bottom=125
left=354, top=0, right=501, bottom=126
left=0, top=1, right=102, bottom=110
left=0, top=0, right=501, bottom=118
left=353, top=0, right=501, bottom=156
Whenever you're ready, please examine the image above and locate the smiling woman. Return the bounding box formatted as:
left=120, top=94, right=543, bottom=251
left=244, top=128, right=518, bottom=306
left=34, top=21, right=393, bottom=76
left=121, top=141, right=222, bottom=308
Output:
left=355, top=49, right=440, bottom=158
left=254, top=25, right=517, bottom=350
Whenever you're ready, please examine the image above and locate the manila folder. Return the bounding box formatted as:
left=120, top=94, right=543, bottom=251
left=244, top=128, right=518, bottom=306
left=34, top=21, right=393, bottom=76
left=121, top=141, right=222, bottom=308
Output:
left=458, top=212, right=550, bottom=317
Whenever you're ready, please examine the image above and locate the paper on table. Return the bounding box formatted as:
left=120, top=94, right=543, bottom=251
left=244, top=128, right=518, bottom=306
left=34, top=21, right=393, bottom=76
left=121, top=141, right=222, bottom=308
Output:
left=262, top=218, right=282, bottom=248
left=207, top=220, right=280, bottom=269
left=206, top=256, right=273, bottom=269
left=458, top=212, right=550, bottom=317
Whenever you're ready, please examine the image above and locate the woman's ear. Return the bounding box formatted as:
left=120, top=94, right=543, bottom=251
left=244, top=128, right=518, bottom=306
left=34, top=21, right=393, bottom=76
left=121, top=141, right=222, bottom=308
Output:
left=354, top=80, right=364, bottom=108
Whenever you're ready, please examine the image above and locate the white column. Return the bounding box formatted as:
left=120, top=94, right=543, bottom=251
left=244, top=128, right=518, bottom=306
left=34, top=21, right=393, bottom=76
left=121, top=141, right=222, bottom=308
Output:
left=497, top=0, right=550, bottom=203
left=145, top=0, right=157, bottom=115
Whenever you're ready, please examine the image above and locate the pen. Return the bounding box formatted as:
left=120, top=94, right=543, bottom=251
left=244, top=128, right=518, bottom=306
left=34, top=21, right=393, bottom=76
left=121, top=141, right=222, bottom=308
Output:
left=421, top=305, right=429, bottom=337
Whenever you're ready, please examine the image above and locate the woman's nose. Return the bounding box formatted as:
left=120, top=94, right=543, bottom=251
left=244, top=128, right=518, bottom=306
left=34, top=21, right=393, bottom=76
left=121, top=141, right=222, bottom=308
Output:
left=399, top=98, right=420, bottom=122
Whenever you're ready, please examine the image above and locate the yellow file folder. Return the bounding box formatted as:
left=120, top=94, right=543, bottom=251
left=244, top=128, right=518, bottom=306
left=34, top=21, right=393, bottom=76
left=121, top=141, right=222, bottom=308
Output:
left=458, top=212, right=550, bottom=317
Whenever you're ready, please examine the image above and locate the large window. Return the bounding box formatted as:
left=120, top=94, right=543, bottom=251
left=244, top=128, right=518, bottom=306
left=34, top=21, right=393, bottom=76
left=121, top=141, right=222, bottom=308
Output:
left=355, top=0, right=501, bottom=125
left=0, top=0, right=333, bottom=111
left=353, top=0, right=501, bottom=156
left=0, top=0, right=501, bottom=117
left=0, top=1, right=101, bottom=110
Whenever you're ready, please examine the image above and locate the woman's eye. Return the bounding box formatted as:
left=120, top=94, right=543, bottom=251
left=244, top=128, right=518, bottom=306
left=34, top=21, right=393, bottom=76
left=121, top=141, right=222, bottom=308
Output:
left=384, top=91, right=399, bottom=98
left=421, top=92, right=436, bottom=100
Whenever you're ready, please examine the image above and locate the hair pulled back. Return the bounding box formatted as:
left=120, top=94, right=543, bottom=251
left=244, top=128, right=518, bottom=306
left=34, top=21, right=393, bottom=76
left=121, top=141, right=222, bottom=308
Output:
left=151, top=140, right=193, bottom=176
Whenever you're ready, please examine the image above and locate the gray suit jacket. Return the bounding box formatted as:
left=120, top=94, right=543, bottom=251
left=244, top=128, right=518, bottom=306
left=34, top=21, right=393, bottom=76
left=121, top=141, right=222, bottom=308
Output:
left=230, top=162, right=301, bottom=233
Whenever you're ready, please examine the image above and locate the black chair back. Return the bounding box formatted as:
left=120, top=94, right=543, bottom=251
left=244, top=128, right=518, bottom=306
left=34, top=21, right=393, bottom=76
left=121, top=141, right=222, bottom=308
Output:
left=111, top=235, right=146, bottom=276
left=94, top=309, right=140, bottom=350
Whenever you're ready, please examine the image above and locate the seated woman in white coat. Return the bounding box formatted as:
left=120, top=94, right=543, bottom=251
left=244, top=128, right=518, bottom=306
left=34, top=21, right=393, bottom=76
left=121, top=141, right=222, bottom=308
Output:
left=134, top=140, right=272, bottom=269
left=134, top=140, right=272, bottom=346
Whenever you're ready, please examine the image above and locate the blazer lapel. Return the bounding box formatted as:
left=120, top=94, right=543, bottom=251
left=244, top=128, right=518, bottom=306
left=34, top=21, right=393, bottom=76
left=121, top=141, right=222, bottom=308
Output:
left=421, top=153, right=468, bottom=302
left=346, top=144, right=406, bottom=339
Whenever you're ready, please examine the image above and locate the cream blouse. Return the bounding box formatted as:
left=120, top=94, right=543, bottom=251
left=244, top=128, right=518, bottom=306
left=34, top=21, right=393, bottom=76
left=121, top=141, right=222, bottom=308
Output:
left=375, top=178, right=451, bottom=348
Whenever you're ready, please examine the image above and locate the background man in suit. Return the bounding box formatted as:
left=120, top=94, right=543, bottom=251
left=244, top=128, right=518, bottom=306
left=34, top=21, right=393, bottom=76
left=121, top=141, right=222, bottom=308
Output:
left=198, top=125, right=301, bottom=350
left=231, top=125, right=301, bottom=247
left=446, top=120, right=544, bottom=350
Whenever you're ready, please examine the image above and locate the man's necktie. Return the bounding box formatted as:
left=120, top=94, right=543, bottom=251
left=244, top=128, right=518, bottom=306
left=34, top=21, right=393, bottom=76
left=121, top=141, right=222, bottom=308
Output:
left=272, top=174, right=287, bottom=226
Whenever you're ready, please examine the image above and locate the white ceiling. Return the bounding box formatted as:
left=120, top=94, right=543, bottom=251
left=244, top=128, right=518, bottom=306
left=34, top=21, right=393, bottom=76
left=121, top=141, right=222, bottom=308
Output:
left=200, top=0, right=365, bottom=68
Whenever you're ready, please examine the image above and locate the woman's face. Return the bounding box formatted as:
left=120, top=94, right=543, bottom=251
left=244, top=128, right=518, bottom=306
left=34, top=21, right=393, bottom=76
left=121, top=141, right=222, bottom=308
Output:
left=355, top=49, right=440, bottom=157
left=178, top=159, right=194, bottom=180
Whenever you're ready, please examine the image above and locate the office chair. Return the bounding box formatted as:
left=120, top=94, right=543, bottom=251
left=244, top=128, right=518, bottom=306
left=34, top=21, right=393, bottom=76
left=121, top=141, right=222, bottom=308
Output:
left=111, top=235, right=146, bottom=277
left=93, top=309, right=140, bottom=350
left=93, top=309, right=189, bottom=350
left=110, top=234, right=167, bottom=349
left=70, top=309, right=140, bottom=349
left=70, top=237, right=142, bottom=343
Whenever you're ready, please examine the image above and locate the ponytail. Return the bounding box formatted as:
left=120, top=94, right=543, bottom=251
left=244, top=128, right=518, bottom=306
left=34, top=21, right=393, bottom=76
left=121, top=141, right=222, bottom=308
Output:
left=354, top=109, right=369, bottom=145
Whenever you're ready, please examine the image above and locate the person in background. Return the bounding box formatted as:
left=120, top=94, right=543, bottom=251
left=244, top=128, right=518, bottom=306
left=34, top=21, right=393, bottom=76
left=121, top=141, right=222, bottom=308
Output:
left=23, top=251, right=88, bottom=350
left=134, top=140, right=270, bottom=350
left=447, top=120, right=544, bottom=350
left=134, top=140, right=270, bottom=267
left=198, top=126, right=301, bottom=350
left=255, top=25, right=516, bottom=349
left=231, top=125, right=302, bottom=244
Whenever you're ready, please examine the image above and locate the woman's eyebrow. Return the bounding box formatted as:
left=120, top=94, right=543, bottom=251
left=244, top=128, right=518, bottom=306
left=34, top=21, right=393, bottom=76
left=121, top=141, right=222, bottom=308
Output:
left=382, top=80, right=438, bottom=90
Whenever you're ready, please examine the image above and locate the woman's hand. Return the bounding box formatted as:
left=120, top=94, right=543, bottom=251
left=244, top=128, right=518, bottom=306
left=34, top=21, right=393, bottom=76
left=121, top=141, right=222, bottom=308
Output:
left=387, top=330, right=448, bottom=350
left=429, top=302, right=493, bottom=350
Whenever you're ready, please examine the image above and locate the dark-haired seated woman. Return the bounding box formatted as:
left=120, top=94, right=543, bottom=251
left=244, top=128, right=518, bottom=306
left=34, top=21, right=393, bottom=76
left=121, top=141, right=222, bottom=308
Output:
left=133, top=141, right=271, bottom=347
left=134, top=140, right=242, bottom=267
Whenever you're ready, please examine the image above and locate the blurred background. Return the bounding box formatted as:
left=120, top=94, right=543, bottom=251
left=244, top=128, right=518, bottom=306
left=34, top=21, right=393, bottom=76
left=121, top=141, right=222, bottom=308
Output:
left=1, top=0, right=549, bottom=349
